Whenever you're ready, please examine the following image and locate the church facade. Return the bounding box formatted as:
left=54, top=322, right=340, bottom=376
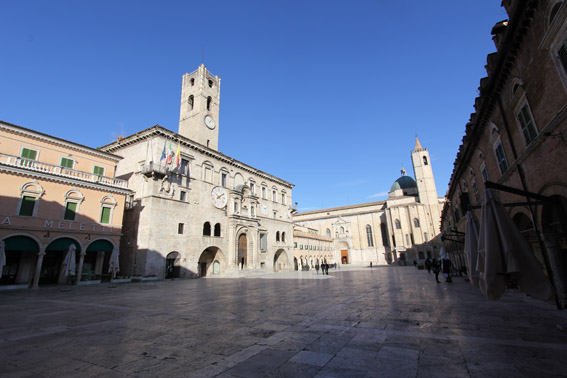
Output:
left=293, top=138, right=444, bottom=266
left=100, top=65, right=295, bottom=278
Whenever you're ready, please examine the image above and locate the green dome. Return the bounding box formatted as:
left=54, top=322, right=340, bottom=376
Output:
left=390, top=175, right=417, bottom=192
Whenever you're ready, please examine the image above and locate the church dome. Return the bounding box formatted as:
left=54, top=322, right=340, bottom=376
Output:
left=390, top=168, right=417, bottom=192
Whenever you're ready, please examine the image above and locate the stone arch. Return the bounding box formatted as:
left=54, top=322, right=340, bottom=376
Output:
left=165, top=251, right=181, bottom=279
left=1, top=234, right=40, bottom=286
left=43, top=237, right=82, bottom=285
left=198, top=246, right=226, bottom=277
left=273, top=249, right=289, bottom=272
left=337, top=241, right=350, bottom=264
left=236, top=231, right=248, bottom=268
left=83, top=238, right=114, bottom=282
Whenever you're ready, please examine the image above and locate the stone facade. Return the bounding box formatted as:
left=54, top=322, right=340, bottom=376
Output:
left=294, top=139, right=444, bottom=266
left=0, top=121, right=131, bottom=287
left=100, top=65, right=295, bottom=279
left=441, top=1, right=567, bottom=308
left=293, top=224, right=334, bottom=270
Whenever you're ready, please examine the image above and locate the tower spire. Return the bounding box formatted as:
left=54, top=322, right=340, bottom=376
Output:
left=414, top=135, right=423, bottom=151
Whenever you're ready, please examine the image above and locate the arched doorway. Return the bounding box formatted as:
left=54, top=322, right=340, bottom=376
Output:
left=165, top=251, right=181, bottom=278
left=338, top=242, right=349, bottom=264
left=542, top=195, right=567, bottom=307
left=43, top=238, right=81, bottom=285
left=199, top=247, right=224, bottom=277
left=84, top=239, right=114, bottom=282
left=1, top=235, right=39, bottom=286
left=294, top=257, right=298, bottom=271
left=273, top=249, right=288, bottom=272
left=237, top=234, right=247, bottom=269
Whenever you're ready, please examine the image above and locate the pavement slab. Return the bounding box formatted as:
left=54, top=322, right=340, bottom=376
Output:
left=0, top=265, right=566, bottom=377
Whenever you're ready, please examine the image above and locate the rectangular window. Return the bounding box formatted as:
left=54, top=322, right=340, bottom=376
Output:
left=100, top=207, right=111, bottom=224
left=494, top=142, right=508, bottom=174
left=558, top=40, right=567, bottom=72
left=64, top=202, right=77, bottom=220
left=19, top=196, right=36, bottom=216
left=234, top=201, right=239, bottom=213
left=180, top=158, right=189, bottom=176
left=221, top=172, right=227, bottom=187
left=424, top=232, right=429, bottom=242
left=204, top=167, right=212, bottom=183
left=60, top=157, right=74, bottom=169
left=93, top=165, right=105, bottom=176
left=517, top=104, right=538, bottom=146
left=281, top=193, right=286, bottom=204
left=20, top=147, right=37, bottom=160
left=262, top=187, right=266, bottom=199
left=481, top=164, right=489, bottom=182
left=251, top=206, right=255, bottom=217
left=260, top=233, right=267, bottom=251
left=178, top=223, right=184, bottom=234
left=272, top=190, right=276, bottom=202
left=180, top=191, right=186, bottom=201
left=294, top=242, right=297, bottom=248
left=250, top=183, right=255, bottom=195
left=300, top=244, right=303, bottom=250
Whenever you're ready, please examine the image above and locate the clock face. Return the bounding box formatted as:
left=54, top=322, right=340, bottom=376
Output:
left=211, top=186, right=228, bottom=208
left=204, top=115, right=216, bottom=130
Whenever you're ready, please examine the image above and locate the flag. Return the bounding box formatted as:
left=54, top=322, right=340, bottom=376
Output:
left=166, top=142, right=173, bottom=164
left=160, top=139, right=166, bottom=162
left=175, top=143, right=181, bottom=167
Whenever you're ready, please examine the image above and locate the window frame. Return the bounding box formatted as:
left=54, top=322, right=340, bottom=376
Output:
left=366, top=225, right=374, bottom=247
left=493, top=138, right=509, bottom=175
left=63, top=189, right=84, bottom=221
left=93, top=165, right=105, bottom=176
left=99, top=195, right=117, bottom=225
left=515, top=100, right=539, bottom=147
left=18, top=181, right=44, bottom=217
left=60, top=156, right=75, bottom=169
left=20, top=147, right=38, bottom=161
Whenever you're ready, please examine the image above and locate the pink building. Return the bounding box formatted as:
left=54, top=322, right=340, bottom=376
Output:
left=0, top=121, right=132, bottom=288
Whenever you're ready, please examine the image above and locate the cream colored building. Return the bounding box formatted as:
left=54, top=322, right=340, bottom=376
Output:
left=294, top=138, right=445, bottom=266
left=0, top=121, right=131, bottom=287
left=293, top=225, right=334, bottom=270
left=100, top=65, right=295, bottom=278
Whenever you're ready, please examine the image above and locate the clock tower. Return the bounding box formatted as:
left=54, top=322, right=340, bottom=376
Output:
left=411, top=137, right=441, bottom=234
left=178, top=64, right=221, bottom=150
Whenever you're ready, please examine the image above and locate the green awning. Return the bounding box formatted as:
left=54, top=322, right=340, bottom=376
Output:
left=46, top=238, right=81, bottom=252
left=86, top=239, right=114, bottom=252
left=4, top=236, right=39, bottom=252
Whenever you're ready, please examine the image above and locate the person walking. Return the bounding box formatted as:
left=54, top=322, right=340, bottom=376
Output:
left=432, top=258, right=441, bottom=283
left=424, top=258, right=432, bottom=274
left=315, top=263, right=319, bottom=275
left=442, top=257, right=453, bottom=283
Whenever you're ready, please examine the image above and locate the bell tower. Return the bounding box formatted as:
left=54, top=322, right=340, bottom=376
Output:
left=178, top=64, right=221, bottom=150
left=411, top=137, right=441, bottom=234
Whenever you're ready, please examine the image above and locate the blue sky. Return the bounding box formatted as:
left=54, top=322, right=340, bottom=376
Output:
left=0, top=1, right=507, bottom=211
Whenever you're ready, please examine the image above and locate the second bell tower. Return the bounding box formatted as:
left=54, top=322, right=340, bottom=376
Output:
left=178, top=64, right=221, bottom=150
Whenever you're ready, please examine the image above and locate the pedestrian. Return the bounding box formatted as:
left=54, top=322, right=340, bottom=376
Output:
left=432, top=258, right=440, bottom=283
left=324, top=263, right=329, bottom=275
left=442, top=257, right=452, bottom=283
left=413, top=260, right=417, bottom=269
left=424, top=258, right=431, bottom=274
left=370, top=261, right=373, bottom=268
left=315, top=263, right=319, bottom=275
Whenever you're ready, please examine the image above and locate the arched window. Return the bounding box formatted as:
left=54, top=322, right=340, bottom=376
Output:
left=549, top=1, right=563, bottom=26
left=423, top=156, right=428, bottom=165
left=366, top=225, right=374, bottom=247
left=340, top=226, right=345, bottom=233
left=214, top=223, right=221, bottom=237
left=100, top=195, right=117, bottom=224
left=208, top=79, right=213, bottom=88
left=414, top=218, right=420, bottom=227
left=64, top=189, right=84, bottom=221
left=207, top=96, right=212, bottom=111
left=276, top=231, right=280, bottom=242
left=18, top=180, right=44, bottom=217
left=395, top=219, right=401, bottom=229
left=188, top=95, right=194, bottom=110
left=203, top=222, right=211, bottom=236
left=282, top=232, right=286, bottom=242
left=326, top=228, right=331, bottom=237
left=190, top=78, right=195, bottom=86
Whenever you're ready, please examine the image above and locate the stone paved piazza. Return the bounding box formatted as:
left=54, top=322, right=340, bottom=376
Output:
left=1, top=266, right=567, bottom=378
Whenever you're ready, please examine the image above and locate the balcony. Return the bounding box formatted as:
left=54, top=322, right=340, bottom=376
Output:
left=141, top=162, right=169, bottom=178
left=0, top=153, right=128, bottom=189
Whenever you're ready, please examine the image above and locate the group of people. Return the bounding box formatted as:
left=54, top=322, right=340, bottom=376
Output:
left=423, top=256, right=453, bottom=283
left=315, top=262, right=331, bottom=275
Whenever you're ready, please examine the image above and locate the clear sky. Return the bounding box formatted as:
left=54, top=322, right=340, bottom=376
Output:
left=0, top=1, right=507, bottom=211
